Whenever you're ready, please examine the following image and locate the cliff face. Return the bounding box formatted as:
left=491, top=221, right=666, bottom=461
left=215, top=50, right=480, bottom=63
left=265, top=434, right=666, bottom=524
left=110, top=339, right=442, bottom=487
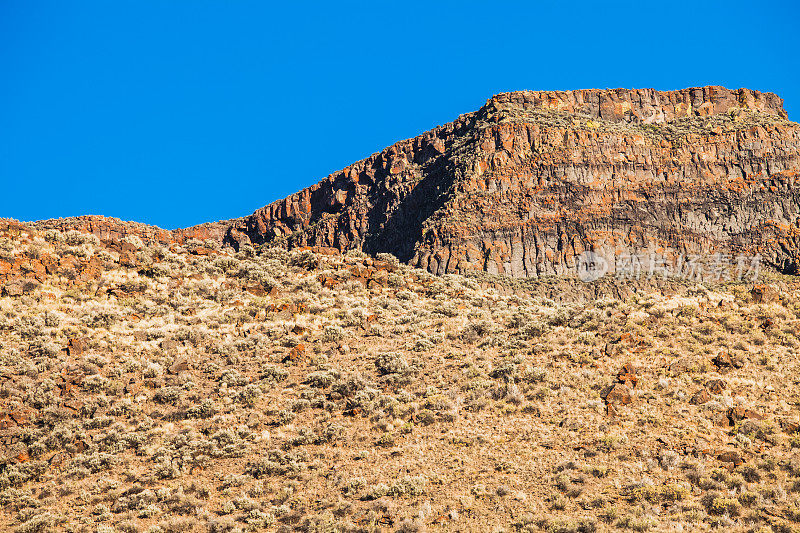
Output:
left=31, top=86, right=800, bottom=278
left=217, top=86, right=800, bottom=277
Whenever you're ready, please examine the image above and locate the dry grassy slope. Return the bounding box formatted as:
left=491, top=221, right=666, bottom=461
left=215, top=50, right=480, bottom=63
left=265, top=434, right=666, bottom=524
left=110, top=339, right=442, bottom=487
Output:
left=0, top=223, right=800, bottom=532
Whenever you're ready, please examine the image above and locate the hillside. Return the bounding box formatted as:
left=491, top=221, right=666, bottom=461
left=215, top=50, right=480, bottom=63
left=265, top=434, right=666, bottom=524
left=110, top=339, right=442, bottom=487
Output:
left=7, top=86, right=800, bottom=532
left=1, top=220, right=800, bottom=531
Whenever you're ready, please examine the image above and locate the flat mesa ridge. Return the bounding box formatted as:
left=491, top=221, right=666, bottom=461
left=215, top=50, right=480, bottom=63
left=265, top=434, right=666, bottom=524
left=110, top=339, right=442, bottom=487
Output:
left=488, top=86, right=788, bottom=123
left=32, top=86, right=800, bottom=278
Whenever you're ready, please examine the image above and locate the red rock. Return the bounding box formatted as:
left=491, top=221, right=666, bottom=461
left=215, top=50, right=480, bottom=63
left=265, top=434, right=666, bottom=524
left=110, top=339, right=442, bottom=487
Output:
left=372, top=260, right=398, bottom=273
left=168, top=358, right=189, bottom=374
left=40, top=255, right=57, bottom=274
left=284, top=344, right=306, bottom=363
left=57, top=379, right=77, bottom=397
left=124, top=379, right=141, bottom=395
left=31, top=215, right=202, bottom=248
left=62, top=399, right=83, bottom=412
left=0, top=415, right=17, bottom=430
left=59, top=255, right=79, bottom=270
left=603, top=383, right=632, bottom=405
left=119, top=251, right=137, bottom=267
left=617, top=373, right=637, bottom=388
left=616, top=363, right=638, bottom=388
left=367, top=277, right=387, bottom=289
left=21, top=260, right=46, bottom=279
left=751, top=284, right=778, bottom=303
left=318, top=275, right=338, bottom=289
left=244, top=284, right=276, bottom=297
left=713, top=353, right=744, bottom=370
left=47, top=452, right=68, bottom=467
left=79, top=257, right=105, bottom=281
left=8, top=410, right=30, bottom=426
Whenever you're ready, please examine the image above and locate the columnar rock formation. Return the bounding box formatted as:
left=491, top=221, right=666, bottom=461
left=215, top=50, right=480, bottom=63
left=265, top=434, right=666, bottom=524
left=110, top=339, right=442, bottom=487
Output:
left=33, top=86, right=800, bottom=278
left=216, top=87, right=800, bottom=277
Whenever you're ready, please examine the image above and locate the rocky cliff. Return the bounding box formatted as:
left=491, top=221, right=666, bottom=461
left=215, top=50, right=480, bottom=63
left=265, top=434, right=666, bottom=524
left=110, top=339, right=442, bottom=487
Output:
left=215, top=86, right=800, bottom=277
left=32, top=86, right=800, bottom=278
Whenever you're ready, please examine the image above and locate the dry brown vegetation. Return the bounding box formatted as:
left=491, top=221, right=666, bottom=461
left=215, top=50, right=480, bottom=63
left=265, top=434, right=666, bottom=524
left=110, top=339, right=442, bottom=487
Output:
left=1, top=221, right=800, bottom=532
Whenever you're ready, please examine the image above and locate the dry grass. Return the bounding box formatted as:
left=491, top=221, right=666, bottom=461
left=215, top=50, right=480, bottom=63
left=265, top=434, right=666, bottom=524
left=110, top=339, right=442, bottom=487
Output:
left=0, top=224, right=799, bottom=531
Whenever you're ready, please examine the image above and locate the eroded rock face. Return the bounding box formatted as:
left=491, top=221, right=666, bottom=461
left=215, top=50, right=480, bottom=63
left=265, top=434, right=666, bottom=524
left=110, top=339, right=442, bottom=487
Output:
left=30, top=86, right=800, bottom=278
left=210, top=86, right=800, bottom=277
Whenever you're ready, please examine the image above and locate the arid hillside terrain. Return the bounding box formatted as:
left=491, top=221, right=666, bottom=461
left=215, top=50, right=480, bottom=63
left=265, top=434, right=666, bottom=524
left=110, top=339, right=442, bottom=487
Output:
left=4, top=86, right=800, bottom=532
left=1, top=219, right=800, bottom=532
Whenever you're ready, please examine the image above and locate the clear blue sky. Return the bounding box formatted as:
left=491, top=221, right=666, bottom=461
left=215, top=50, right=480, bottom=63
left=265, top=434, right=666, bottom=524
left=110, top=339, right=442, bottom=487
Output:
left=2, top=1, right=798, bottom=229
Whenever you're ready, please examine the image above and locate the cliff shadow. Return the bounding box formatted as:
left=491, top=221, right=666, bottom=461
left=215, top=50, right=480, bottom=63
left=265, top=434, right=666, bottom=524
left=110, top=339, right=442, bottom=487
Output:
left=362, top=155, right=458, bottom=262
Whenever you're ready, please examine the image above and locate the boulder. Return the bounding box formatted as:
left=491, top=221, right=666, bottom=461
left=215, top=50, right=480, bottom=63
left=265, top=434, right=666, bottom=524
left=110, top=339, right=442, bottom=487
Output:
left=727, top=407, right=764, bottom=423
left=712, top=353, right=744, bottom=370
left=1, top=281, right=23, bottom=297
left=690, top=389, right=711, bottom=405
left=750, top=284, right=778, bottom=304
left=706, top=379, right=727, bottom=394
left=67, top=337, right=88, bottom=357
left=717, top=451, right=744, bottom=467
left=168, top=358, right=189, bottom=374
left=603, top=383, right=632, bottom=406
left=284, top=344, right=306, bottom=363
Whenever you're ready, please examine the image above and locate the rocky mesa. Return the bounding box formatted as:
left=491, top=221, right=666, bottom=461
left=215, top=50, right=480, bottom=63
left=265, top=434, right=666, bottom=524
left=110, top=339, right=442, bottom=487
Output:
left=33, top=86, right=800, bottom=279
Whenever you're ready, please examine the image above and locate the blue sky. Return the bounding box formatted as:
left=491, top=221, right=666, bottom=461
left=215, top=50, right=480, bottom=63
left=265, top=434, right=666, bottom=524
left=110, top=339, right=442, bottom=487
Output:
left=2, top=1, right=798, bottom=229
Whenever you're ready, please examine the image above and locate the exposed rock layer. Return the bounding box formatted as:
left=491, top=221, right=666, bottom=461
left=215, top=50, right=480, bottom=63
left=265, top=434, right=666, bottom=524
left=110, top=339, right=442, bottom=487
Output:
left=33, top=86, right=800, bottom=277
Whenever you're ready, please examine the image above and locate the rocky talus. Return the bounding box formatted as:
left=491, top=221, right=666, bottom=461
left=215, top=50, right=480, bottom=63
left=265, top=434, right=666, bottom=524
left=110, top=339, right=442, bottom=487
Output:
left=34, top=86, right=800, bottom=277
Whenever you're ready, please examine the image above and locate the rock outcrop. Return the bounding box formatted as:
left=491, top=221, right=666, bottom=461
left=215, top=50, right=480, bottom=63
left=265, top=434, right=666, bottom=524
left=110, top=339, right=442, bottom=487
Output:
left=32, top=86, right=800, bottom=278
left=33, top=215, right=230, bottom=246
left=214, top=86, right=800, bottom=277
